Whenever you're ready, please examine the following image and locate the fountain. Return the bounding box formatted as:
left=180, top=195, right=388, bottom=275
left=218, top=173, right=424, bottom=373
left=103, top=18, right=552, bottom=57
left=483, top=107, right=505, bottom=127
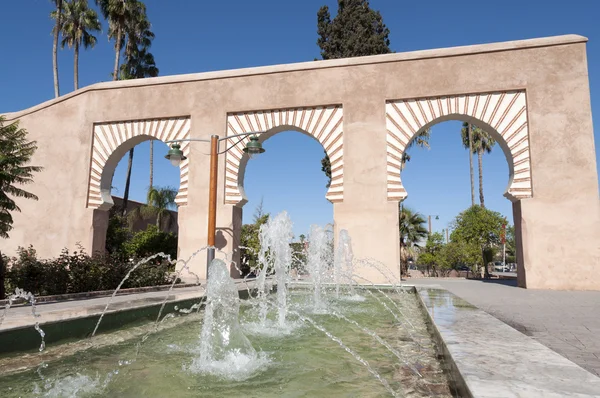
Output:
left=0, top=213, right=453, bottom=397
left=305, top=224, right=332, bottom=311
left=188, top=259, right=268, bottom=380
left=334, top=229, right=355, bottom=298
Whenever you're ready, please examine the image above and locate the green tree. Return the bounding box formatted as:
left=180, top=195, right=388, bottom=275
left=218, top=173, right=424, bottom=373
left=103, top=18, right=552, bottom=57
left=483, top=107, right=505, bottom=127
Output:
left=419, top=232, right=444, bottom=275
left=505, top=224, right=516, bottom=263
left=51, top=0, right=63, bottom=97
left=461, top=122, right=496, bottom=208
left=0, top=117, right=43, bottom=298
left=450, top=205, right=506, bottom=278
left=240, top=213, right=269, bottom=276
left=316, top=0, right=398, bottom=185
left=128, top=186, right=177, bottom=231
left=398, top=205, right=428, bottom=276
left=52, top=0, right=102, bottom=90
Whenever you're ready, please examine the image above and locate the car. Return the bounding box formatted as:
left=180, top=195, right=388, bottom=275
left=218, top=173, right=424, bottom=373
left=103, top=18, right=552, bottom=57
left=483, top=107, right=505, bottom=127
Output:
left=493, top=262, right=510, bottom=272
left=457, top=265, right=471, bottom=271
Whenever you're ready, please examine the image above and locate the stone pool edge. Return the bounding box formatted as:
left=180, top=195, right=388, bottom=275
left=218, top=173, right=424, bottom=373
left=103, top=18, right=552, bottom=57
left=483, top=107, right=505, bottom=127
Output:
left=411, top=284, right=600, bottom=397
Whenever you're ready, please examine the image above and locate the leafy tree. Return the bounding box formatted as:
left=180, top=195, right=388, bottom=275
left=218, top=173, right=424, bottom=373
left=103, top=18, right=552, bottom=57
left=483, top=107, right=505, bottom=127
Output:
left=123, top=225, right=177, bottom=259
left=398, top=205, right=428, bottom=276
left=316, top=0, right=396, bottom=186
left=51, top=0, right=63, bottom=97
left=0, top=117, right=42, bottom=298
left=128, top=186, right=177, bottom=231
left=51, top=0, right=102, bottom=90
left=505, top=224, right=516, bottom=263
left=438, top=239, right=479, bottom=271
left=105, top=213, right=131, bottom=255
left=419, top=232, right=444, bottom=275
left=240, top=214, right=269, bottom=275
left=450, top=205, right=506, bottom=278
left=461, top=122, right=496, bottom=208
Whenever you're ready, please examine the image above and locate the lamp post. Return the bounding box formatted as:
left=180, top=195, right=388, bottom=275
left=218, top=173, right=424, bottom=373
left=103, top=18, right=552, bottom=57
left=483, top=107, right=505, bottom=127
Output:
left=427, top=215, right=439, bottom=234
left=165, top=132, right=266, bottom=279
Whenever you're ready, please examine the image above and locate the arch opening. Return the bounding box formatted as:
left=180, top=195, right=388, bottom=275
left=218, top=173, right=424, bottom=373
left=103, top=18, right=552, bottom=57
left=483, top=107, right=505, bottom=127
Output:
left=398, top=119, right=523, bottom=280
left=87, top=117, right=191, bottom=211
left=386, top=91, right=533, bottom=203
left=224, top=105, right=344, bottom=207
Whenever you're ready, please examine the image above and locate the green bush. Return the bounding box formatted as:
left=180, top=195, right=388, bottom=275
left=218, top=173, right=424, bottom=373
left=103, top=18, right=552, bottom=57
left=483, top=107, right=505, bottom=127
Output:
left=2, top=245, right=175, bottom=299
left=123, top=225, right=177, bottom=260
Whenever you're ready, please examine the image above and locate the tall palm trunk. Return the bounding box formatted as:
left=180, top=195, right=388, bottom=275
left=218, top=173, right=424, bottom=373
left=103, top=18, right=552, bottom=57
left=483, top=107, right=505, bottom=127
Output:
left=53, top=0, right=62, bottom=97
left=122, top=147, right=134, bottom=216
left=468, top=123, right=475, bottom=206
left=149, top=139, right=154, bottom=189
left=113, top=26, right=122, bottom=80
left=74, top=41, right=79, bottom=90
left=478, top=149, right=485, bottom=208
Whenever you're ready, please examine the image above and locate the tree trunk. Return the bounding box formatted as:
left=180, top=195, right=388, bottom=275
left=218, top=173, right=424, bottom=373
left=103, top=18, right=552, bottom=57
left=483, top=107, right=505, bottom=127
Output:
left=53, top=0, right=62, bottom=98
left=74, top=41, right=79, bottom=90
left=0, top=249, right=5, bottom=299
left=399, top=240, right=406, bottom=277
left=113, top=26, right=122, bottom=80
left=156, top=211, right=161, bottom=229
left=478, top=149, right=485, bottom=208
left=468, top=123, right=475, bottom=206
left=149, top=139, right=154, bottom=189
left=122, top=148, right=134, bottom=216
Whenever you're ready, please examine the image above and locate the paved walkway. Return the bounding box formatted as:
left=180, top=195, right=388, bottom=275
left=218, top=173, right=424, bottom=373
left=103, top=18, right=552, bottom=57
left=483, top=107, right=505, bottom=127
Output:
left=409, top=278, right=600, bottom=377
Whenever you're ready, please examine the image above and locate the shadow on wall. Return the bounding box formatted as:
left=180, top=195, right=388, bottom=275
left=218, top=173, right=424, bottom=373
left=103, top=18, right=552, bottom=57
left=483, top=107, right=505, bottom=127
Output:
left=111, top=196, right=178, bottom=234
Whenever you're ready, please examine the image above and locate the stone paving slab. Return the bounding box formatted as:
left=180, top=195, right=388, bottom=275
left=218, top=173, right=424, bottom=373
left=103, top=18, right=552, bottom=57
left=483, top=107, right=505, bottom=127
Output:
left=408, top=278, right=600, bottom=377
left=418, top=287, right=600, bottom=397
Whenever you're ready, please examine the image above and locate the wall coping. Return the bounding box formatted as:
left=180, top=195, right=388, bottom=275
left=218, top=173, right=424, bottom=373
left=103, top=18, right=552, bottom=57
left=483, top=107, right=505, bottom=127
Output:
left=2, top=34, right=587, bottom=120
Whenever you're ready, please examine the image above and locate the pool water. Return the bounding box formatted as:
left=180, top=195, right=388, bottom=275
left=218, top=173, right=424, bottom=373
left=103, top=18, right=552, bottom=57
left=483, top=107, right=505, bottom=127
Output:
left=0, top=289, right=452, bottom=397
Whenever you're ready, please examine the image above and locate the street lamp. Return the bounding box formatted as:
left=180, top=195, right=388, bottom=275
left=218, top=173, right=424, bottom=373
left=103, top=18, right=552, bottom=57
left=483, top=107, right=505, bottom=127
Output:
left=427, top=215, right=439, bottom=235
left=165, top=132, right=266, bottom=279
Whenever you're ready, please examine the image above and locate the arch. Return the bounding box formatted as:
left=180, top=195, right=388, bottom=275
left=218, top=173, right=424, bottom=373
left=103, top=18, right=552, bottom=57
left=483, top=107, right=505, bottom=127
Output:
left=87, top=116, right=191, bottom=210
left=385, top=90, right=532, bottom=202
left=224, top=105, right=344, bottom=206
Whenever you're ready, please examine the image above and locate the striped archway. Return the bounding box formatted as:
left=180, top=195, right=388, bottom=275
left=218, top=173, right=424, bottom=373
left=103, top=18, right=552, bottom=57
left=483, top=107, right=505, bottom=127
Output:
left=224, top=105, right=344, bottom=206
left=87, top=116, right=191, bottom=210
left=386, top=90, right=532, bottom=202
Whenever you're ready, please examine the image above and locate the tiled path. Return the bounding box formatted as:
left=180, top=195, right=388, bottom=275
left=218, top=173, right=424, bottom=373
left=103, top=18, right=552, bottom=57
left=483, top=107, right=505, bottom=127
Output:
left=410, top=278, right=600, bottom=376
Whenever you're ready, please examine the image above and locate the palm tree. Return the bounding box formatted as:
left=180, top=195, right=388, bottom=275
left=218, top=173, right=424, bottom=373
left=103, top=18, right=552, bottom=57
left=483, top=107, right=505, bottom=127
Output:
left=51, top=0, right=101, bottom=90
left=462, top=123, right=496, bottom=208
left=460, top=122, right=476, bottom=206
left=128, top=186, right=177, bottom=231
left=400, top=129, right=431, bottom=171
left=96, top=0, right=138, bottom=80
left=96, top=0, right=155, bottom=214
left=51, top=0, right=63, bottom=97
left=398, top=205, right=428, bottom=276
left=0, top=117, right=43, bottom=298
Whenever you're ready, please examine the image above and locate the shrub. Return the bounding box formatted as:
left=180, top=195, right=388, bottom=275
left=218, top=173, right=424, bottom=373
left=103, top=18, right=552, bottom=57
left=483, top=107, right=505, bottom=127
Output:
left=123, top=225, right=177, bottom=260
left=3, top=245, right=175, bottom=298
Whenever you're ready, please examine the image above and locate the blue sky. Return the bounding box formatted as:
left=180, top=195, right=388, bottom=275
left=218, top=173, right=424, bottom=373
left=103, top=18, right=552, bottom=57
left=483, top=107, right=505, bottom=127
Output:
left=1, top=0, right=599, bottom=238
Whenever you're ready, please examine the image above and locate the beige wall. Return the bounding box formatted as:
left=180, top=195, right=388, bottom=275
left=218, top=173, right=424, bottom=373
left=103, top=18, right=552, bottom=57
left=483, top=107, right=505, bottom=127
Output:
left=1, top=35, right=598, bottom=289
